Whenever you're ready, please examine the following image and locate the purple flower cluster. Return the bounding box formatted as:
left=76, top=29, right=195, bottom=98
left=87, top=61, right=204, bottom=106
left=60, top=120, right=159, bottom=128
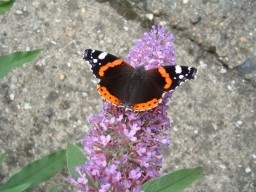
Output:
left=127, top=25, right=176, bottom=70
left=70, top=26, right=176, bottom=192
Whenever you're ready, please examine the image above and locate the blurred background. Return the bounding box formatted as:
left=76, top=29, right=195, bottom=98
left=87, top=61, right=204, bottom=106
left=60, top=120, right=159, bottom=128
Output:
left=0, top=0, right=255, bottom=191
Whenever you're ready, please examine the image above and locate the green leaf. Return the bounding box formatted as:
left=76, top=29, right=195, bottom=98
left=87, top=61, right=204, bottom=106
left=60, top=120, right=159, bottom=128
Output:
left=66, top=143, right=87, bottom=179
left=0, top=149, right=66, bottom=191
left=0, top=49, right=42, bottom=79
left=0, top=0, right=15, bottom=15
left=0, top=152, right=6, bottom=165
left=0, top=183, right=31, bottom=192
left=142, top=167, right=203, bottom=192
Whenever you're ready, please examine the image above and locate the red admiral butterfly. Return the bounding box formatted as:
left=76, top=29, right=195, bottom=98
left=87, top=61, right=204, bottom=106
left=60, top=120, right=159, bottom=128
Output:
left=84, top=49, right=197, bottom=111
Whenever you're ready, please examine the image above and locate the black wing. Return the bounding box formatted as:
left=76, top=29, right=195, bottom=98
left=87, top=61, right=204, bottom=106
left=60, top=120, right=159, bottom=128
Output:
left=83, top=49, right=122, bottom=79
left=127, top=65, right=197, bottom=111
left=84, top=49, right=134, bottom=106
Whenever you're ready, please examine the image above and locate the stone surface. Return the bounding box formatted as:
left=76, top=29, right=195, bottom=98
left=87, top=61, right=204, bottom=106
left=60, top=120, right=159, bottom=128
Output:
left=0, top=0, right=255, bottom=191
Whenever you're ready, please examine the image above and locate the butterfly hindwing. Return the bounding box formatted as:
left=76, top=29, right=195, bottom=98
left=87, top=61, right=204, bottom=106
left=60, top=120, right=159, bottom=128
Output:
left=98, top=63, right=134, bottom=106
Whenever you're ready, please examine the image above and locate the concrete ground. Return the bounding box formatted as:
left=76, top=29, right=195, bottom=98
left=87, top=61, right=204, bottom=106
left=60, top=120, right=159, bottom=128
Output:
left=0, top=0, right=255, bottom=191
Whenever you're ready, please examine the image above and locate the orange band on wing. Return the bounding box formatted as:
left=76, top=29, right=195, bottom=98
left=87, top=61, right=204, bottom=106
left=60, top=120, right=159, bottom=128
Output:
left=97, top=85, right=121, bottom=105
left=132, top=98, right=161, bottom=111
left=98, top=59, right=123, bottom=77
left=158, top=67, right=172, bottom=89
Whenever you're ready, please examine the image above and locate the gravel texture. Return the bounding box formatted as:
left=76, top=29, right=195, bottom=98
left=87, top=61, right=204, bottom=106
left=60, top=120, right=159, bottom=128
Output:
left=0, top=0, right=255, bottom=191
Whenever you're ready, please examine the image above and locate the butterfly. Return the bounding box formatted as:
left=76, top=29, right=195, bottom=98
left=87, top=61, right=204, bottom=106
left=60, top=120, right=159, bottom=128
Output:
left=84, top=49, right=197, bottom=111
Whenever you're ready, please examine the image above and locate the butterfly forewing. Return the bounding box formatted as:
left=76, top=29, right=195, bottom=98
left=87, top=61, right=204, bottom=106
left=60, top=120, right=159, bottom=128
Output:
left=84, top=49, right=120, bottom=79
left=162, top=65, right=197, bottom=91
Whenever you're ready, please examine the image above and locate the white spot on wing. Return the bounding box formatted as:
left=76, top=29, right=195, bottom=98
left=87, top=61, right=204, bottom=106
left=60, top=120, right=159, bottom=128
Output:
left=93, top=59, right=98, bottom=63
left=179, top=74, right=184, bottom=79
left=175, top=65, right=182, bottom=74
left=98, top=52, right=107, bottom=60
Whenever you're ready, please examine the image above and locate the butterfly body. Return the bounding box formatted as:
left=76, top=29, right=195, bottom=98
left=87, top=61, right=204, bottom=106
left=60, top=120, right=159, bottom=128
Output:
left=84, top=49, right=197, bottom=111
